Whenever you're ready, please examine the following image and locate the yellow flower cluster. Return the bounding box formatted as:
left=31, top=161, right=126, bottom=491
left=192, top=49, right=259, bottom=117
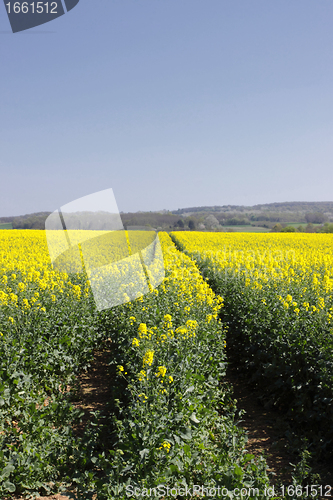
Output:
left=143, top=350, right=154, bottom=367
left=138, top=370, right=147, bottom=381
left=163, top=314, right=172, bottom=328
left=158, top=441, right=171, bottom=452
left=129, top=316, right=136, bottom=325
left=0, top=230, right=86, bottom=330
left=173, top=232, right=333, bottom=322
left=156, top=365, right=167, bottom=377
left=158, top=233, right=224, bottom=321
left=126, top=233, right=225, bottom=405
left=138, top=393, right=148, bottom=402
left=174, top=319, right=198, bottom=339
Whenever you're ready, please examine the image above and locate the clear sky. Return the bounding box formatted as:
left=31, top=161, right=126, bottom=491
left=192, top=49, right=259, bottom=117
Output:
left=1, top=0, right=333, bottom=216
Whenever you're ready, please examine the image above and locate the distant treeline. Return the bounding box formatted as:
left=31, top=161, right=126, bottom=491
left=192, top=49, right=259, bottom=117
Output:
left=1, top=202, right=333, bottom=231
left=0, top=211, right=185, bottom=231
left=173, top=201, right=333, bottom=215
left=271, top=222, right=333, bottom=234
left=212, top=211, right=330, bottom=226
left=0, top=212, right=51, bottom=229
left=120, top=212, right=180, bottom=229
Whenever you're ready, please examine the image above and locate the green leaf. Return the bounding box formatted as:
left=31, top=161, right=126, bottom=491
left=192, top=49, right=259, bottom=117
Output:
left=4, top=480, right=16, bottom=492
left=1, top=464, right=15, bottom=478
left=183, top=444, right=191, bottom=456
left=234, top=464, right=243, bottom=477
left=139, top=448, right=149, bottom=460
left=189, top=413, right=200, bottom=424
left=183, top=386, right=195, bottom=396
left=121, top=464, right=133, bottom=475
left=179, top=427, right=192, bottom=440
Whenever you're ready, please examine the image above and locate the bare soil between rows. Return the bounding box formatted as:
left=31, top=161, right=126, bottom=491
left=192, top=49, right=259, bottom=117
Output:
left=226, top=363, right=333, bottom=493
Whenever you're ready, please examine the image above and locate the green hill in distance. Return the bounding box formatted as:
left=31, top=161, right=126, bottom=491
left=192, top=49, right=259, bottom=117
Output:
left=172, top=201, right=333, bottom=216
left=1, top=202, right=333, bottom=232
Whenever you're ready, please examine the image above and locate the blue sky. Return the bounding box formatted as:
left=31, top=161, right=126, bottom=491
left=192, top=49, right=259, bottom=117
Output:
left=1, top=0, right=333, bottom=216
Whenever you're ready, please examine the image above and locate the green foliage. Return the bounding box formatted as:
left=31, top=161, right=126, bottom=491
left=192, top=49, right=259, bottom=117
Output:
left=318, top=222, right=333, bottom=233
left=188, top=220, right=196, bottom=230
left=173, top=237, right=333, bottom=460
left=0, top=273, right=102, bottom=497
left=271, top=223, right=282, bottom=232
left=305, top=212, right=327, bottom=224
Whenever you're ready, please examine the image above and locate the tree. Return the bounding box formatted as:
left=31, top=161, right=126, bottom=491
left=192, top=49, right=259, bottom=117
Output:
left=305, top=212, right=327, bottom=224
left=188, top=220, right=196, bottom=230
left=319, top=222, right=333, bottom=233
left=305, top=223, right=316, bottom=233
left=271, top=223, right=282, bottom=232
left=205, top=214, right=219, bottom=229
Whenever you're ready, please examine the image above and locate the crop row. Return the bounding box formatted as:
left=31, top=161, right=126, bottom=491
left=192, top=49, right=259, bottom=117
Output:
left=0, top=230, right=103, bottom=496
left=171, top=231, right=333, bottom=458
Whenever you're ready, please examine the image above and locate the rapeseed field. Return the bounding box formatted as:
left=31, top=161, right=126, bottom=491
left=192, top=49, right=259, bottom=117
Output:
left=0, top=230, right=270, bottom=499
left=172, top=231, right=333, bottom=459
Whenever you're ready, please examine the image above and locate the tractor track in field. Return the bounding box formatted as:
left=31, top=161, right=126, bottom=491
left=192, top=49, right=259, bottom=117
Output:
left=71, top=339, right=114, bottom=438
left=225, top=364, right=296, bottom=486
left=225, top=361, right=333, bottom=492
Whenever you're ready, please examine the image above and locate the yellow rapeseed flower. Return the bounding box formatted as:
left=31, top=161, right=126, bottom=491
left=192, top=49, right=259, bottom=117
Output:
left=158, top=441, right=171, bottom=452
left=143, top=350, right=154, bottom=367
left=156, top=366, right=167, bottom=377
